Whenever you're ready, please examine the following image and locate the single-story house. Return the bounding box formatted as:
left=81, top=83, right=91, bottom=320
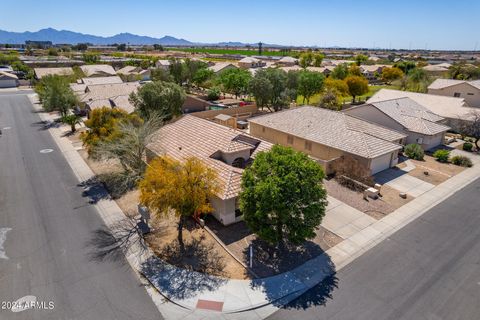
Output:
left=155, top=60, right=171, bottom=70
left=208, top=62, right=237, bottom=74
left=116, top=66, right=151, bottom=81
left=367, top=88, right=478, bottom=126
left=238, top=57, right=266, bottom=69
left=249, top=106, right=406, bottom=175
left=345, top=97, right=450, bottom=150
left=34, top=67, right=74, bottom=79
left=428, top=79, right=480, bottom=107
left=360, top=65, right=386, bottom=81
left=0, top=71, right=18, bottom=88
left=422, top=63, right=451, bottom=76
left=79, top=82, right=140, bottom=114
left=81, top=76, right=123, bottom=86
left=276, top=56, right=298, bottom=67
left=146, top=115, right=273, bottom=225
left=80, top=64, right=117, bottom=77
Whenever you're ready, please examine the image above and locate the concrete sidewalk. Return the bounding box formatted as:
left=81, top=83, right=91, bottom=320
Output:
left=31, top=94, right=480, bottom=319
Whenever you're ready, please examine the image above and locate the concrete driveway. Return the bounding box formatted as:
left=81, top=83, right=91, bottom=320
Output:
left=375, top=168, right=435, bottom=197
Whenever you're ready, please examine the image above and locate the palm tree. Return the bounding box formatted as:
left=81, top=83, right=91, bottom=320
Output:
left=62, top=114, right=82, bottom=133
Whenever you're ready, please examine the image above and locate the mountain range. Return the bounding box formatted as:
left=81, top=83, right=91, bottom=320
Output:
left=0, top=28, right=194, bottom=46
left=0, top=28, right=273, bottom=47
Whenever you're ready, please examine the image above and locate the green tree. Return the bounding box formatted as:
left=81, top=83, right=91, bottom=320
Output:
left=239, top=145, right=328, bottom=248
left=408, top=68, right=430, bottom=92
left=117, top=43, right=127, bottom=51
left=192, top=67, right=214, bottom=88
left=35, top=75, right=77, bottom=117
left=348, top=64, right=362, bottom=77
left=313, top=53, right=325, bottom=67
left=394, top=61, right=417, bottom=74
left=151, top=68, right=173, bottom=82
left=83, top=52, right=100, bottom=64
left=249, top=72, right=273, bottom=110
left=299, top=52, right=313, bottom=69
left=129, top=81, right=185, bottom=120
left=344, top=76, right=369, bottom=103
left=62, top=114, right=82, bottom=133
left=319, top=88, right=341, bottom=110
left=168, top=58, right=187, bottom=85
left=324, top=78, right=349, bottom=97
left=285, top=70, right=300, bottom=101
left=354, top=54, right=368, bottom=66
left=184, top=58, right=209, bottom=88
left=217, top=68, right=252, bottom=98
left=250, top=68, right=289, bottom=111
left=297, top=70, right=325, bottom=104
left=331, top=63, right=349, bottom=80
left=381, top=67, right=404, bottom=84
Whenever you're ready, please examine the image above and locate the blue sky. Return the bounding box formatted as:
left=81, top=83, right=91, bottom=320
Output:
left=2, top=0, right=479, bottom=50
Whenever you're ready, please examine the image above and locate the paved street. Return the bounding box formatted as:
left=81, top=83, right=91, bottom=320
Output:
left=268, top=177, right=480, bottom=320
left=0, top=93, right=163, bottom=319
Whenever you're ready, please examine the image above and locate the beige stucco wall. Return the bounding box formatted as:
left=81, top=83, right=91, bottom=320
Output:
left=428, top=83, right=480, bottom=108
left=210, top=196, right=239, bottom=225
left=405, top=131, right=445, bottom=150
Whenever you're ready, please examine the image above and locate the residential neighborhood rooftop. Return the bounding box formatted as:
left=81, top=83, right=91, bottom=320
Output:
left=428, top=78, right=480, bottom=90
left=80, top=64, right=117, bottom=77
left=147, top=115, right=272, bottom=200
left=34, top=67, right=74, bottom=79
left=81, top=76, right=123, bottom=86
left=366, top=97, right=451, bottom=135
left=368, top=88, right=476, bottom=120
left=248, top=106, right=405, bottom=159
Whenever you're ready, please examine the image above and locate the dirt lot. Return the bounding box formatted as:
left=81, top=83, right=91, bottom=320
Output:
left=206, top=217, right=343, bottom=278
left=409, top=155, right=465, bottom=185
left=324, top=178, right=411, bottom=219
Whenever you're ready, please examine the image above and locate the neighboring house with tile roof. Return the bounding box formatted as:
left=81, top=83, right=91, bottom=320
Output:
left=276, top=56, right=298, bottom=67
left=79, top=82, right=140, bottom=114
left=428, top=78, right=480, bottom=107
left=367, top=88, right=477, bottom=125
left=238, top=57, right=266, bottom=69
left=345, top=97, right=450, bottom=150
left=80, top=64, right=117, bottom=77
left=208, top=62, right=237, bottom=74
left=249, top=106, right=406, bottom=175
left=34, top=67, right=74, bottom=79
left=81, top=76, right=123, bottom=86
left=146, top=115, right=273, bottom=225
left=116, top=66, right=151, bottom=81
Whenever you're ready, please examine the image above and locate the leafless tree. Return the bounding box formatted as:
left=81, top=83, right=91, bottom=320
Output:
left=455, top=111, right=480, bottom=149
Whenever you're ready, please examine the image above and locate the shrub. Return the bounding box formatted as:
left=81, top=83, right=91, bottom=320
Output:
left=451, top=155, right=473, bottom=167
left=463, top=142, right=473, bottom=151
left=404, top=144, right=424, bottom=160
left=207, top=87, right=221, bottom=101
left=433, top=149, right=450, bottom=163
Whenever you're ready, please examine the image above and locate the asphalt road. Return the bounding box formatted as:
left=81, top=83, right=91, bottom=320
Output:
left=0, top=93, right=163, bottom=319
left=269, top=177, right=480, bottom=320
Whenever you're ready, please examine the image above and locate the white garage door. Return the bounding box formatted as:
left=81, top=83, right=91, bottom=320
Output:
left=425, top=134, right=443, bottom=150
left=370, top=153, right=393, bottom=175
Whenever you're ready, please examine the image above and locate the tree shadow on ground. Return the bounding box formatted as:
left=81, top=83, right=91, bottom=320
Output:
left=85, top=217, right=149, bottom=264
left=141, top=237, right=228, bottom=300
left=78, top=177, right=111, bottom=204
left=250, top=251, right=337, bottom=309
left=78, top=172, right=136, bottom=203
left=281, top=273, right=338, bottom=310
left=205, top=216, right=253, bottom=245
left=245, top=239, right=325, bottom=278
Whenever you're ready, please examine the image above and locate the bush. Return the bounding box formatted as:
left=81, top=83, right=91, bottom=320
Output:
left=451, top=155, right=473, bottom=167
left=433, top=149, right=450, bottom=163
left=463, top=142, right=473, bottom=151
left=207, top=87, right=221, bottom=101
left=404, top=144, right=424, bottom=160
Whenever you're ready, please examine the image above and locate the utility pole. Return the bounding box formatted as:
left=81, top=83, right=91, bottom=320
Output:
left=258, top=42, right=263, bottom=56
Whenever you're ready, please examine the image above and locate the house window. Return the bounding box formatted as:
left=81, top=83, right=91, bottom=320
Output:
left=305, top=141, right=312, bottom=151
left=467, top=93, right=474, bottom=95
left=287, top=135, right=294, bottom=144
left=453, top=92, right=461, bottom=97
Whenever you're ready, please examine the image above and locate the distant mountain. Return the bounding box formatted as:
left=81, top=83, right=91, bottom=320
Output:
left=0, top=28, right=193, bottom=46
